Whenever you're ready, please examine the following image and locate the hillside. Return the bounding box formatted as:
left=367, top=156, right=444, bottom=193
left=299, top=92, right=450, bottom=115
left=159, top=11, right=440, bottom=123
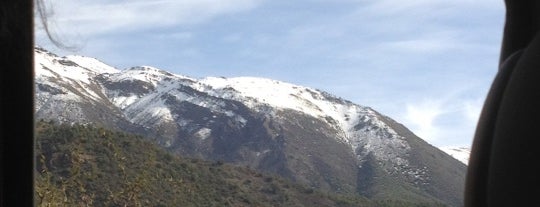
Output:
left=34, top=121, right=448, bottom=207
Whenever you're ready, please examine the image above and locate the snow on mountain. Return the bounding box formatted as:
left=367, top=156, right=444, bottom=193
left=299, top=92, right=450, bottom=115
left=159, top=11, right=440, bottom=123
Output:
left=34, top=47, right=466, bottom=206
left=35, top=47, right=118, bottom=83
left=33, top=47, right=441, bottom=171
left=65, top=55, right=120, bottom=74
left=35, top=47, right=115, bottom=117
left=35, top=53, right=94, bottom=84
left=201, top=76, right=334, bottom=116
left=35, top=48, right=414, bottom=171
left=201, top=76, right=411, bottom=168
left=440, top=147, right=471, bottom=165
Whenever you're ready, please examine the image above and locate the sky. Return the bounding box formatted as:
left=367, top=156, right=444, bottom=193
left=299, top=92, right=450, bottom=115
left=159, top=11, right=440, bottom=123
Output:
left=35, top=0, right=506, bottom=148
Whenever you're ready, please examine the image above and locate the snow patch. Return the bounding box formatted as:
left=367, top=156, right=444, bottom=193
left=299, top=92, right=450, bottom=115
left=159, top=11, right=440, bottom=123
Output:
left=194, top=128, right=212, bottom=140
left=440, top=147, right=470, bottom=165
left=109, top=94, right=139, bottom=109
left=65, top=55, right=120, bottom=74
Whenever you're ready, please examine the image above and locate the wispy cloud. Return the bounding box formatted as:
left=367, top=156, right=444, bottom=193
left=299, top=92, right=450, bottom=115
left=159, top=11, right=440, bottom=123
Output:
left=399, top=88, right=487, bottom=147
left=463, top=98, right=484, bottom=126
left=404, top=99, right=445, bottom=142
left=39, top=0, right=262, bottom=36
left=359, top=0, right=503, bottom=15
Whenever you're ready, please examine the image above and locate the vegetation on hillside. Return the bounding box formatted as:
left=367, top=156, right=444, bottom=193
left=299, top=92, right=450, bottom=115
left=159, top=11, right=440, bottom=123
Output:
left=34, top=121, right=447, bottom=206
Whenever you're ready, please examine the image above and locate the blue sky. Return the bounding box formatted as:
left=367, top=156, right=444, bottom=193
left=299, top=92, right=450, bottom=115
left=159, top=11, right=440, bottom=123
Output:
left=36, top=0, right=506, bottom=148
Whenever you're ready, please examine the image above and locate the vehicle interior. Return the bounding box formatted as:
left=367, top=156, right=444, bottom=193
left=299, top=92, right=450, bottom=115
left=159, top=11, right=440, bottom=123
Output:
left=1, top=0, right=538, bottom=206
left=465, top=1, right=540, bottom=206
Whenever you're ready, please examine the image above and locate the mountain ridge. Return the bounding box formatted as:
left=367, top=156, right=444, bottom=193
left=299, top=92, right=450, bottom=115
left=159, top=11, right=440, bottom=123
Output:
left=34, top=47, right=466, bottom=206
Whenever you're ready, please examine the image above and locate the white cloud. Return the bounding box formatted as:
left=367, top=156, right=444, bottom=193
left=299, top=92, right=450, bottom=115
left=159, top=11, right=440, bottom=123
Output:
left=153, top=32, right=193, bottom=41
left=375, top=27, right=460, bottom=50
left=38, top=0, right=263, bottom=36
left=359, top=0, right=503, bottom=15
left=404, top=99, right=445, bottom=142
left=398, top=90, right=488, bottom=147
left=463, top=98, right=484, bottom=126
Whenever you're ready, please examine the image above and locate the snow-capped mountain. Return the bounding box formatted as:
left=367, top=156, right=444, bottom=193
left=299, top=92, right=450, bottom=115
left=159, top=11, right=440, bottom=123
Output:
left=34, top=47, right=466, bottom=207
left=441, top=147, right=471, bottom=165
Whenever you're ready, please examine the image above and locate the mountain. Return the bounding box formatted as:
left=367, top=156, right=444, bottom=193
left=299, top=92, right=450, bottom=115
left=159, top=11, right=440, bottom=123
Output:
left=440, top=147, right=470, bottom=165
left=34, top=47, right=467, bottom=206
